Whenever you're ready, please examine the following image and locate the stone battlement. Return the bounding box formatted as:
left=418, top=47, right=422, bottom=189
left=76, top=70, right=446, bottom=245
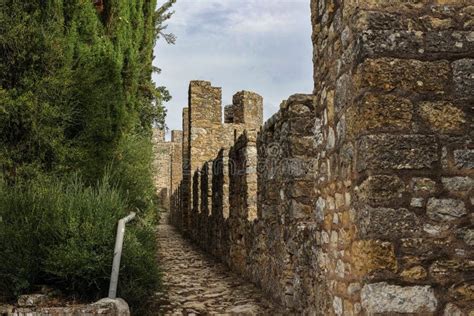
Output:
left=169, top=81, right=264, bottom=230
left=152, top=128, right=183, bottom=210
left=161, top=1, right=473, bottom=314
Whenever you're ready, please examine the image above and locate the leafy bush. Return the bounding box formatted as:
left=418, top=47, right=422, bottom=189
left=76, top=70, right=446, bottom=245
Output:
left=0, top=1, right=177, bottom=313
left=0, top=1, right=169, bottom=182
left=110, top=133, right=157, bottom=214
left=0, top=175, right=160, bottom=313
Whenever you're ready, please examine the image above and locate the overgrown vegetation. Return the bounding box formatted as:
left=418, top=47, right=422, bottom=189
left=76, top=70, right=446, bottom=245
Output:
left=0, top=0, right=176, bottom=314
left=0, top=175, right=159, bottom=305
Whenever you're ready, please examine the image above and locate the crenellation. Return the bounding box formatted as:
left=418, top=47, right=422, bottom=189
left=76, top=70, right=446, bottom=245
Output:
left=153, top=128, right=166, bottom=143
left=171, top=130, right=183, bottom=143
left=224, top=104, right=235, bottom=123
left=231, top=91, right=263, bottom=128
left=163, top=0, right=473, bottom=314
left=152, top=128, right=183, bottom=211
left=180, top=107, right=191, bottom=231
left=189, top=80, right=222, bottom=128
left=170, top=130, right=183, bottom=202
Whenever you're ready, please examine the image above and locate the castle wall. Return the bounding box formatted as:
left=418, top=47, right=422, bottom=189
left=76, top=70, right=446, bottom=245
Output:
left=168, top=0, right=473, bottom=314
left=179, top=81, right=264, bottom=237
left=152, top=128, right=183, bottom=211
left=341, top=1, right=473, bottom=314
left=179, top=107, right=191, bottom=231
left=170, top=130, right=183, bottom=196
left=152, top=129, right=171, bottom=209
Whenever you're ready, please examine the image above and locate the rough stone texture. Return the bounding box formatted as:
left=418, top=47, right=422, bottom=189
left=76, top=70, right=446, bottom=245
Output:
left=17, top=294, right=47, bottom=307
left=442, top=176, right=474, bottom=192
left=165, top=0, right=474, bottom=315
left=169, top=80, right=263, bottom=242
left=361, top=282, right=438, bottom=314
left=152, top=128, right=182, bottom=210
left=357, top=134, right=438, bottom=171
left=90, top=298, right=129, bottom=316
left=1, top=298, right=129, bottom=316
left=426, top=198, right=467, bottom=221
left=154, top=222, right=283, bottom=315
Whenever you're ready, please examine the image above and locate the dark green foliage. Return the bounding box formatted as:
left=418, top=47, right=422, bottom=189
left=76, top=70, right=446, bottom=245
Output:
left=0, top=0, right=170, bottom=181
left=0, top=0, right=176, bottom=313
left=110, top=133, right=157, bottom=213
left=0, top=1, right=73, bottom=179
left=0, top=175, right=160, bottom=313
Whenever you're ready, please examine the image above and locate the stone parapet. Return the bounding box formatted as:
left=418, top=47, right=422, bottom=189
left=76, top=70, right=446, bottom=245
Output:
left=167, top=0, right=473, bottom=314
left=152, top=128, right=183, bottom=210
left=1, top=297, right=129, bottom=316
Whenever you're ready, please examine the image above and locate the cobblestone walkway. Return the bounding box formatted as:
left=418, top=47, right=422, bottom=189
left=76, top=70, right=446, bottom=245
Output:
left=154, top=221, right=281, bottom=315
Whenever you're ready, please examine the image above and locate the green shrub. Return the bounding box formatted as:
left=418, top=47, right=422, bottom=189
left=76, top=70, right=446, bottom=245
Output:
left=0, top=1, right=169, bottom=183
left=110, top=133, right=157, bottom=214
left=0, top=175, right=160, bottom=313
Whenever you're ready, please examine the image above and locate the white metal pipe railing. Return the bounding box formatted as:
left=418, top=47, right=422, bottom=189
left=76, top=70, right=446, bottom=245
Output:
left=108, top=212, right=136, bottom=299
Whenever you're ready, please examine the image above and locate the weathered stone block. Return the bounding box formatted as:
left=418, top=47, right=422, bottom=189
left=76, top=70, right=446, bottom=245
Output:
left=357, top=175, right=405, bottom=206
left=232, top=91, right=263, bottom=128
left=356, top=58, right=450, bottom=93
left=429, top=259, right=466, bottom=285
left=454, top=149, right=474, bottom=169
left=357, top=134, right=438, bottom=171
left=315, top=197, right=326, bottom=222
left=344, top=0, right=463, bottom=13
left=335, top=74, right=353, bottom=112
left=289, top=200, right=313, bottom=219
left=290, top=136, right=316, bottom=156
left=419, top=101, right=467, bottom=133
left=442, top=176, right=474, bottom=192
left=17, top=294, right=48, bottom=307
left=326, top=127, right=336, bottom=150
left=351, top=240, right=397, bottom=276
left=359, top=30, right=474, bottom=59
left=399, top=237, right=452, bottom=262
left=224, top=104, right=235, bottom=123
left=347, top=94, right=413, bottom=136
left=411, top=177, right=437, bottom=194
left=88, top=298, right=130, bottom=316
left=333, top=296, right=343, bottom=316
left=6, top=298, right=130, bottom=316
left=427, top=198, right=467, bottom=221
left=450, top=282, right=474, bottom=302
left=401, top=266, right=427, bottom=282
left=287, top=181, right=314, bottom=199
left=289, top=117, right=315, bottom=136
left=464, top=229, right=474, bottom=246
left=361, top=282, right=437, bottom=314
left=444, top=303, right=464, bottom=316
left=171, top=130, right=183, bottom=143
left=410, top=198, right=424, bottom=208
left=356, top=207, right=421, bottom=239
left=453, top=59, right=474, bottom=99
left=189, top=80, right=222, bottom=127
left=353, top=10, right=414, bottom=31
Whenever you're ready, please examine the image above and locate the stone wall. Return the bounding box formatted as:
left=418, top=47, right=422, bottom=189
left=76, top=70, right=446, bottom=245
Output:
left=152, top=128, right=183, bottom=210
left=170, top=81, right=264, bottom=234
left=1, top=297, right=129, bottom=316
left=170, top=130, right=183, bottom=199
left=332, top=1, right=473, bottom=314
left=168, top=0, right=473, bottom=314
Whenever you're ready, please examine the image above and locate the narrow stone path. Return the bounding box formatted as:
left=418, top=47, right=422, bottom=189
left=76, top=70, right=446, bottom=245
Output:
left=154, top=220, right=281, bottom=315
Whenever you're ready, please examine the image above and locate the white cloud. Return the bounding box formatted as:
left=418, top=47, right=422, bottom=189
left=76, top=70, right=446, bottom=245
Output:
left=154, top=0, right=313, bottom=137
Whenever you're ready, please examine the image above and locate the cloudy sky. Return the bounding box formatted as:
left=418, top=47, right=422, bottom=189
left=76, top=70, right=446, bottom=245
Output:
left=153, top=0, right=313, bottom=137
